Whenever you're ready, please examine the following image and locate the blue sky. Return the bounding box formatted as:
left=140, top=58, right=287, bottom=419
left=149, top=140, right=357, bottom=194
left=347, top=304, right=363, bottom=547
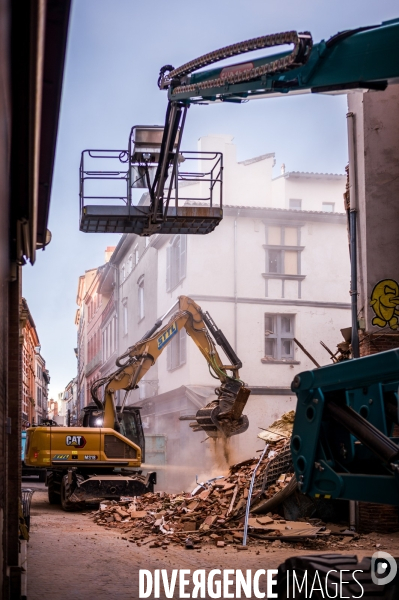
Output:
left=23, top=0, right=399, bottom=398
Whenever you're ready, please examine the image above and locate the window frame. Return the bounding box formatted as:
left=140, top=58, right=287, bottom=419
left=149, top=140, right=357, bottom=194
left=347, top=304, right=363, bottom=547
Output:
left=122, top=299, right=128, bottom=336
left=263, top=313, right=297, bottom=362
left=322, top=202, right=335, bottom=212
left=289, top=198, right=302, bottom=210
left=138, top=276, right=145, bottom=322
left=166, top=235, right=187, bottom=292
left=167, top=327, right=187, bottom=371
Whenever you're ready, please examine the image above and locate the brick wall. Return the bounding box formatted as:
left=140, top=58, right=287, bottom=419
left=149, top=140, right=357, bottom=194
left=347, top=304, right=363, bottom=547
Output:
left=358, top=331, right=399, bottom=533
left=0, top=0, right=11, bottom=593
left=359, top=332, right=399, bottom=357
left=358, top=502, right=399, bottom=534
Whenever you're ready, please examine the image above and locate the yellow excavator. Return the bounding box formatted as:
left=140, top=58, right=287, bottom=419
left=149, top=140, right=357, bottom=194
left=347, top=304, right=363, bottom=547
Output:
left=25, top=296, right=250, bottom=510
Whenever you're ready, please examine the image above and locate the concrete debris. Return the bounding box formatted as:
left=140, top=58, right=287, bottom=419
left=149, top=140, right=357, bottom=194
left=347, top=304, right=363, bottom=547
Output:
left=88, top=438, right=330, bottom=547
left=257, top=410, right=295, bottom=443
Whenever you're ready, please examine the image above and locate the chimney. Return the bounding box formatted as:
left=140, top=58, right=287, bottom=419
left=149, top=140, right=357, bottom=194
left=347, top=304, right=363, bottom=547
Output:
left=281, top=163, right=286, bottom=175
left=105, top=246, right=116, bottom=263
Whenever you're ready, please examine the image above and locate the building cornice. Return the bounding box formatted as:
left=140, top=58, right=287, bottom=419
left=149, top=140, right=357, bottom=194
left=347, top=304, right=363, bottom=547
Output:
left=272, top=171, right=345, bottom=181
left=223, top=205, right=346, bottom=224
left=190, top=294, right=350, bottom=310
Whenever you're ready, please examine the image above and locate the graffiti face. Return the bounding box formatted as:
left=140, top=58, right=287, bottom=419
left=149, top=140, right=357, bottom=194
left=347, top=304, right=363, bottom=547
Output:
left=370, top=279, right=399, bottom=330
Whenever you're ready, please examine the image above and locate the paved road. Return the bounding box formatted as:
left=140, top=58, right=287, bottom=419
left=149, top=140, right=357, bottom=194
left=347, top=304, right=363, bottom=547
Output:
left=26, top=478, right=399, bottom=599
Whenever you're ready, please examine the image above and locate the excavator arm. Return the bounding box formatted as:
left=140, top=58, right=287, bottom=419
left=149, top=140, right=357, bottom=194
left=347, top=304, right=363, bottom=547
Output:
left=91, top=296, right=250, bottom=439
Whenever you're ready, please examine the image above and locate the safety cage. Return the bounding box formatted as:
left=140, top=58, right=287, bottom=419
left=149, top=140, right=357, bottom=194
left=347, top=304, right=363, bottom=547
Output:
left=79, top=125, right=223, bottom=236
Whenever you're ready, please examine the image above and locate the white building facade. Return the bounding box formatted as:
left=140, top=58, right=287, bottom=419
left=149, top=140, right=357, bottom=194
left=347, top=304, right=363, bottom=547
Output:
left=94, top=135, right=351, bottom=490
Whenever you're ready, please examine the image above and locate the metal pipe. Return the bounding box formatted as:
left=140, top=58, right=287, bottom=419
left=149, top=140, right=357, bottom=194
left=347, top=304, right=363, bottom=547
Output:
left=243, top=444, right=269, bottom=546
left=347, top=112, right=360, bottom=528
left=233, top=215, right=238, bottom=352
left=294, top=337, right=320, bottom=368
left=347, top=112, right=360, bottom=359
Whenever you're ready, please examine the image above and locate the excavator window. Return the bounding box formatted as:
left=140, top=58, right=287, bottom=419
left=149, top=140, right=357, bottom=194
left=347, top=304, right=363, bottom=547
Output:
left=116, top=408, right=145, bottom=461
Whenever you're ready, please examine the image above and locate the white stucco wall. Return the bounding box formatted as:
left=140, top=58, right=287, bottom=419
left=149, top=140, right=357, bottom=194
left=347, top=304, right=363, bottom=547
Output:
left=105, top=134, right=352, bottom=479
left=272, top=174, right=346, bottom=212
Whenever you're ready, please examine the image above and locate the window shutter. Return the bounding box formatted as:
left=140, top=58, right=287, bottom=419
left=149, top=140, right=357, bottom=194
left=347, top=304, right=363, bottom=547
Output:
left=167, top=343, right=172, bottom=371
left=180, top=329, right=187, bottom=366
left=166, top=245, right=171, bottom=292
left=180, top=235, right=187, bottom=281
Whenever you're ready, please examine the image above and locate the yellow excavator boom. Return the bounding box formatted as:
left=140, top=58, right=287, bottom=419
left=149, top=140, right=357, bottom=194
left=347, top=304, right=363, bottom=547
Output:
left=92, top=295, right=250, bottom=439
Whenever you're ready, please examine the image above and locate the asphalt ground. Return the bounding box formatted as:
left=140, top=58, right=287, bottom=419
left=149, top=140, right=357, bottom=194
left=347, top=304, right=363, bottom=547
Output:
left=25, top=476, right=399, bottom=599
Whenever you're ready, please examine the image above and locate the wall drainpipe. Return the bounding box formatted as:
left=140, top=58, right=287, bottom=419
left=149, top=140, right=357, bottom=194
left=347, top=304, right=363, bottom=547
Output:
left=347, top=112, right=360, bottom=360
left=347, top=111, right=359, bottom=531
left=233, top=214, right=239, bottom=352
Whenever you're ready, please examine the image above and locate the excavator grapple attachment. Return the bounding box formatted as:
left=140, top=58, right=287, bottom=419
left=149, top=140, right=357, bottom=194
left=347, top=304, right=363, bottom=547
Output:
left=190, top=384, right=251, bottom=439
left=194, top=402, right=249, bottom=438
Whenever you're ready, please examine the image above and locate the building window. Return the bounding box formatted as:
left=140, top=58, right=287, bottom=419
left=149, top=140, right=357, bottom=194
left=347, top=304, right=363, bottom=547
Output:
left=167, top=328, right=187, bottom=371
left=166, top=235, right=187, bottom=292
left=145, top=237, right=150, bottom=248
left=265, top=226, right=299, bottom=275
left=122, top=300, right=128, bottom=336
left=138, top=276, right=145, bottom=321
left=289, top=198, right=302, bottom=210
left=37, top=386, right=42, bottom=408
left=134, top=245, right=139, bottom=265
left=322, top=202, right=335, bottom=212
left=264, top=314, right=295, bottom=361
left=128, top=254, right=133, bottom=273
left=122, top=264, right=126, bottom=282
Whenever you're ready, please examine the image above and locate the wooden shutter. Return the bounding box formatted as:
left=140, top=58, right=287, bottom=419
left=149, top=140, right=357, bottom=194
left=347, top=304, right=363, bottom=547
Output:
left=166, top=245, right=171, bottom=292
left=179, top=329, right=187, bottom=366
left=167, top=341, right=172, bottom=371
left=180, top=235, right=187, bottom=281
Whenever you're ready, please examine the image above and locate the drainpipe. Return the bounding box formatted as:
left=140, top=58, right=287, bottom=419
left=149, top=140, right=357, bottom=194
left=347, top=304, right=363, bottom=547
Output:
left=233, top=214, right=239, bottom=352
left=347, top=112, right=360, bottom=359
left=347, top=111, right=359, bottom=532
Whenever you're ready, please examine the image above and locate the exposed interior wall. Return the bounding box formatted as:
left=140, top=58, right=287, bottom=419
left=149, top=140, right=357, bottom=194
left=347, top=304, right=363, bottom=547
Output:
left=348, top=87, right=399, bottom=334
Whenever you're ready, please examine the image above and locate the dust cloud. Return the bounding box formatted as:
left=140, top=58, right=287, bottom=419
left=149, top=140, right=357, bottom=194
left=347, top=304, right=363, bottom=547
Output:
left=142, top=437, right=235, bottom=494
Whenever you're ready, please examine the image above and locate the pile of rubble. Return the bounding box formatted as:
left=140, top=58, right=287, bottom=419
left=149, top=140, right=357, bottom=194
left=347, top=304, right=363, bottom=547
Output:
left=87, top=438, right=332, bottom=547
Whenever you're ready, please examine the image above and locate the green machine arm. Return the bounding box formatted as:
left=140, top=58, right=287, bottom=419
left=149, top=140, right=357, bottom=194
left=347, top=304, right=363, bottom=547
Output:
left=159, top=19, right=399, bottom=103
left=152, top=19, right=399, bottom=224
left=290, top=348, right=399, bottom=505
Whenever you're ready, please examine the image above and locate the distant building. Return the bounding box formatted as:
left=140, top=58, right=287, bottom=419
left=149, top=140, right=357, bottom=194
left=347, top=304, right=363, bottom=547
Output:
left=75, top=247, right=116, bottom=414
left=63, top=377, right=78, bottom=425
left=20, top=298, right=39, bottom=428
left=34, top=351, right=50, bottom=423
left=20, top=298, right=50, bottom=428
left=75, top=135, right=350, bottom=490
left=47, top=399, right=58, bottom=421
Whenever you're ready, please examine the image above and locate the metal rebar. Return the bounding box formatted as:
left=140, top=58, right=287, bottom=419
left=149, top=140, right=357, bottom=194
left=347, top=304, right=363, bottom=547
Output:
left=243, top=444, right=269, bottom=546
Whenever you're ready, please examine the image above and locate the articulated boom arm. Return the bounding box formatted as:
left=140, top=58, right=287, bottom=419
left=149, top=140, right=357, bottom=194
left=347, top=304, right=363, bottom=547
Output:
left=159, top=19, right=399, bottom=103
left=91, top=296, right=250, bottom=439
left=150, top=19, right=399, bottom=221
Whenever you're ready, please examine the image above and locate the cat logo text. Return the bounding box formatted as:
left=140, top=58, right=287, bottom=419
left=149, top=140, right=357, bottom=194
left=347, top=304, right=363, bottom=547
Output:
left=65, top=435, right=86, bottom=448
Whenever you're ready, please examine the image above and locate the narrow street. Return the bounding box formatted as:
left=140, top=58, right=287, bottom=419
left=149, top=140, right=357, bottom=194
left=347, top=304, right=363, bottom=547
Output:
left=25, top=477, right=399, bottom=599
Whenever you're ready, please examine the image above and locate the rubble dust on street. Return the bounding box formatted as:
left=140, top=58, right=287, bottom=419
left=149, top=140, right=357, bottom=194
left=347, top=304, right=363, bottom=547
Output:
left=27, top=479, right=399, bottom=600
